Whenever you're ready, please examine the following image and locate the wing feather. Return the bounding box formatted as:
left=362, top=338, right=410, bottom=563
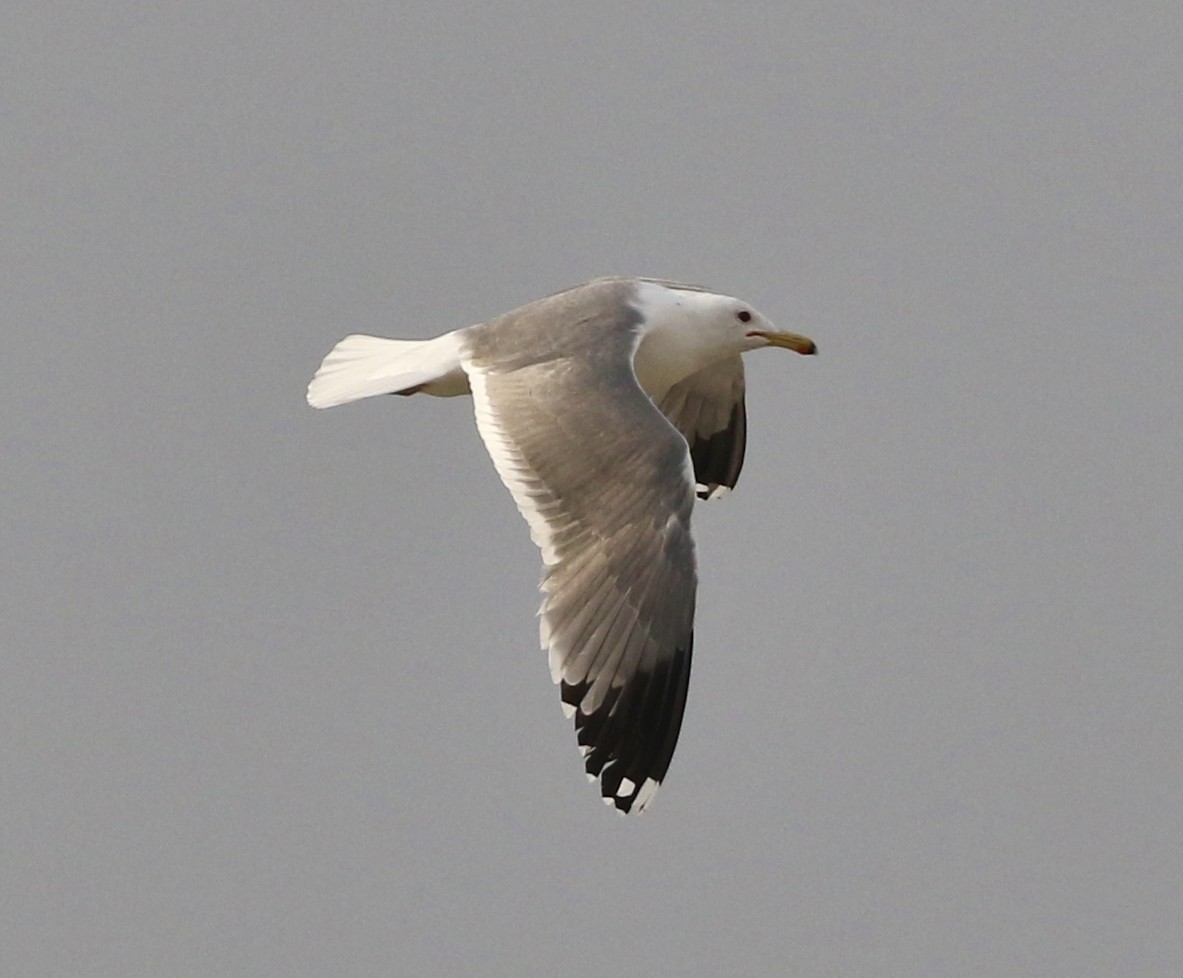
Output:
left=657, top=356, right=747, bottom=500
left=464, top=280, right=697, bottom=813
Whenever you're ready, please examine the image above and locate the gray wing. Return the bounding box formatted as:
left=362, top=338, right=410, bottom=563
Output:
left=464, top=280, right=697, bottom=813
left=656, top=356, right=747, bottom=500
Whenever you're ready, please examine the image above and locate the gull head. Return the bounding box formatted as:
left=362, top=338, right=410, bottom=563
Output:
left=632, top=280, right=816, bottom=396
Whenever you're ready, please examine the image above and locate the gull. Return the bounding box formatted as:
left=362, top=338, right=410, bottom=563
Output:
left=307, top=276, right=816, bottom=813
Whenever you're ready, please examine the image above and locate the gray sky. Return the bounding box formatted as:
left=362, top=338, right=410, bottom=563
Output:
left=4, top=2, right=1181, bottom=975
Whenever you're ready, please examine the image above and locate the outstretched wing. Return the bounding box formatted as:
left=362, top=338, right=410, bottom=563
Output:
left=463, top=280, right=698, bottom=813
left=657, top=356, right=746, bottom=500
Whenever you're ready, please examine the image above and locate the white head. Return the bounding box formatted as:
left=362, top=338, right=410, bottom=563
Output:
left=631, top=279, right=816, bottom=395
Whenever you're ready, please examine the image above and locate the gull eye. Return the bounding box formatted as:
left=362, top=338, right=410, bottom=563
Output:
left=736, top=310, right=752, bottom=323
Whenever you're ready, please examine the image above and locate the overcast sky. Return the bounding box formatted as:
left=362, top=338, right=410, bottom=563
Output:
left=4, top=3, right=1181, bottom=975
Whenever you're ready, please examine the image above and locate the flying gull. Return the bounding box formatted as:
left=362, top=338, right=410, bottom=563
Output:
left=307, top=276, right=816, bottom=813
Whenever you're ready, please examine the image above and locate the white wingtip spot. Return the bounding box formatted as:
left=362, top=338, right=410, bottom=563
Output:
left=633, top=778, right=660, bottom=812
left=617, top=777, right=636, bottom=798
left=696, top=483, right=732, bottom=500
left=561, top=702, right=576, bottom=719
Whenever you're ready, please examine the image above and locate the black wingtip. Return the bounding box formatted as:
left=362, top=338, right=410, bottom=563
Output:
left=560, top=634, right=694, bottom=814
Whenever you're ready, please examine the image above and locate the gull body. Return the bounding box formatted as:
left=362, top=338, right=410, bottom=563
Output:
left=307, top=276, right=815, bottom=812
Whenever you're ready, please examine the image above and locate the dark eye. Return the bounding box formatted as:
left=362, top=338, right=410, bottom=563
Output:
left=736, top=310, right=752, bottom=323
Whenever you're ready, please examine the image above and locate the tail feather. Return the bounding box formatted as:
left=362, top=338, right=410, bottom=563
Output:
left=306, top=332, right=468, bottom=408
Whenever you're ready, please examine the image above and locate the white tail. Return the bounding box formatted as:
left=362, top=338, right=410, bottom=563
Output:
left=306, top=331, right=469, bottom=408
